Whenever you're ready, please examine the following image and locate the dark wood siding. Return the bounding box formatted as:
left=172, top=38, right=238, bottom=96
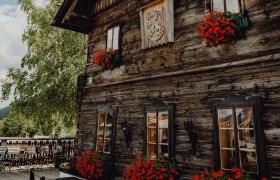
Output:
left=76, top=0, right=280, bottom=179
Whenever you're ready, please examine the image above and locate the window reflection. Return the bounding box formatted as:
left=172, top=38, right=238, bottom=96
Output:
left=98, top=114, right=106, bottom=126
left=216, top=103, right=259, bottom=174
left=104, top=139, right=111, bottom=153
left=218, top=109, right=233, bottom=128
left=159, top=145, right=168, bottom=160
left=221, top=150, right=236, bottom=169
left=147, top=113, right=157, bottom=127
left=147, top=144, right=157, bottom=160
left=97, top=126, right=104, bottom=137
left=96, top=139, right=103, bottom=152
left=106, top=113, right=112, bottom=126
left=148, top=128, right=157, bottom=143
left=226, top=0, right=240, bottom=13
left=238, top=130, right=255, bottom=149
left=159, top=128, right=168, bottom=144
left=236, top=108, right=254, bottom=129
left=240, top=151, right=258, bottom=173
left=146, top=110, right=170, bottom=160
left=97, top=112, right=113, bottom=154
left=213, top=0, right=224, bottom=12
left=220, top=129, right=234, bottom=148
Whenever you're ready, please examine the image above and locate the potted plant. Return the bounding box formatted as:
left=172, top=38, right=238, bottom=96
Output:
left=93, top=48, right=122, bottom=70
left=196, top=10, right=250, bottom=47
left=123, top=155, right=179, bottom=180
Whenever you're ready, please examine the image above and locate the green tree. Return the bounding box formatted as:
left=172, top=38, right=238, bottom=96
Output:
left=0, top=0, right=86, bottom=135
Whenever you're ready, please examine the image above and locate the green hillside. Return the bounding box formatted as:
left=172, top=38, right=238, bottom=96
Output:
left=0, top=106, right=11, bottom=120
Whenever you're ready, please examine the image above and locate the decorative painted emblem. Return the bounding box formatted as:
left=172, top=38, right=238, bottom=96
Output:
left=145, top=7, right=165, bottom=42
left=140, top=0, right=174, bottom=49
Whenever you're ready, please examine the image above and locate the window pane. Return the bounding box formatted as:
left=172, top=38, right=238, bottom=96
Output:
left=159, top=145, right=168, bottom=160
left=104, top=139, right=111, bottom=153
left=226, top=0, right=240, bottom=13
left=238, top=130, right=255, bottom=149
left=158, top=111, right=168, bottom=128
left=219, top=129, right=235, bottom=148
left=218, top=109, right=233, bottom=128
left=147, top=112, right=157, bottom=127
left=239, top=151, right=258, bottom=173
left=148, top=128, right=157, bottom=143
left=96, top=139, right=103, bottom=152
left=97, top=126, right=104, bottom=138
left=98, top=114, right=106, bottom=126
left=105, top=127, right=112, bottom=139
left=159, top=128, right=168, bottom=144
left=147, top=144, right=157, bottom=160
left=221, top=149, right=237, bottom=169
left=107, top=28, right=113, bottom=49
left=236, top=107, right=254, bottom=129
left=106, top=113, right=112, bottom=126
left=213, top=0, right=225, bottom=12
left=113, top=26, right=119, bottom=49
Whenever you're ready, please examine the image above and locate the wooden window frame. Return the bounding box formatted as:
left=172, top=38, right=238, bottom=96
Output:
left=106, top=25, right=121, bottom=50
left=211, top=0, right=241, bottom=13
left=95, top=106, right=117, bottom=156
left=212, top=96, right=268, bottom=178
left=144, top=103, right=175, bottom=160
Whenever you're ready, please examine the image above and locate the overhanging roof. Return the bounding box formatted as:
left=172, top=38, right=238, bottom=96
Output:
left=51, top=0, right=94, bottom=34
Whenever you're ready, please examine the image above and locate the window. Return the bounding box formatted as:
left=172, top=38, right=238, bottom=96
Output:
left=107, top=25, right=120, bottom=50
left=96, top=106, right=116, bottom=154
left=212, top=96, right=267, bottom=177
left=212, top=0, right=240, bottom=13
left=145, top=104, right=175, bottom=160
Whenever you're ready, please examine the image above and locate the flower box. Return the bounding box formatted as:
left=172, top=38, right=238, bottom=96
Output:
left=93, top=49, right=122, bottom=70
left=75, top=149, right=114, bottom=180
left=235, top=16, right=251, bottom=29
left=196, top=11, right=250, bottom=47
left=123, top=155, right=180, bottom=180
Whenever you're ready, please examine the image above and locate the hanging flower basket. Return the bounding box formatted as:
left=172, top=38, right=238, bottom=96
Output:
left=93, top=48, right=122, bottom=70
left=196, top=11, right=249, bottom=47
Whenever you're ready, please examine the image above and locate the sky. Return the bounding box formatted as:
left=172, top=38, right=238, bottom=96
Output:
left=0, top=0, right=27, bottom=108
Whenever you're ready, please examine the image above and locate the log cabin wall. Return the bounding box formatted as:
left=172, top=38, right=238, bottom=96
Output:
left=76, top=0, right=280, bottom=179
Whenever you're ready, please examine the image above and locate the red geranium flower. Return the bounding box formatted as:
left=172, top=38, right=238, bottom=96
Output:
left=196, top=11, right=240, bottom=47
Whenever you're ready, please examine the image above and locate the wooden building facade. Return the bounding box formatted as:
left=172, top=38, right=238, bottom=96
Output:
left=52, top=0, right=280, bottom=179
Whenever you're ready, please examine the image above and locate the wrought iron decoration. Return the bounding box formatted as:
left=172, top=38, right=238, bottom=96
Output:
left=184, top=120, right=200, bottom=155
left=121, top=120, right=130, bottom=147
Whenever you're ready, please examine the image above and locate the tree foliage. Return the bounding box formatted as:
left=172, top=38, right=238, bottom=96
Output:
left=0, top=0, right=87, bottom=136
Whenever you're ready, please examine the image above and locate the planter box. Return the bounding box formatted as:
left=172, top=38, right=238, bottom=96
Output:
left=235, top=16, right=251, bottom=28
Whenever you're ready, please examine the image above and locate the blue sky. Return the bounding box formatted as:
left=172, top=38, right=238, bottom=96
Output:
left=0, top=0, right=18, bottom=5
left=0, top=0, right=27, bottom=108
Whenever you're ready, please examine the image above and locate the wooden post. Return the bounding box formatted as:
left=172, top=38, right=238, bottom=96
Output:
left=30, top=169, right=34, bottom=180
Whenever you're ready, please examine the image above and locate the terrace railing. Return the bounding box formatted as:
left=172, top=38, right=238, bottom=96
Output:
left=0, top=137, right=76, bottom=172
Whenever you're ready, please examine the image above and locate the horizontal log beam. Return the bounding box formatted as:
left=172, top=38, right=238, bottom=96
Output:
left=85, top=53, right=280, bottom=88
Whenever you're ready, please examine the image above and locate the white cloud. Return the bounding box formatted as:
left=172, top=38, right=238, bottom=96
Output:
left=0, top=3, right=27, bottom=108
left=34, top=0, right=49, bottom=7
